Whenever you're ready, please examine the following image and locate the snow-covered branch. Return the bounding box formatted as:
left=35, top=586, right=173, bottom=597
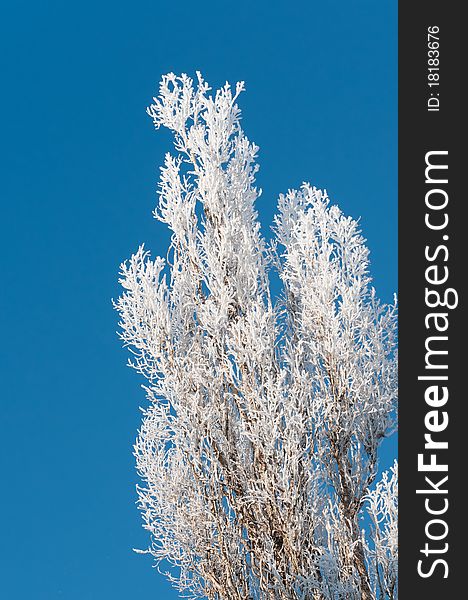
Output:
left=115, top=73, right=398, bottom=600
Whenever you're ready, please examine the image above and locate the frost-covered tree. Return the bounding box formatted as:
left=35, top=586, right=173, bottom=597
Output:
left=115, top=73, right=398, bottom=600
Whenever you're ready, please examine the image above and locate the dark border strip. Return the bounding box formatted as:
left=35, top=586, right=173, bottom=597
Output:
left=399, top=3, right=463, bottom=596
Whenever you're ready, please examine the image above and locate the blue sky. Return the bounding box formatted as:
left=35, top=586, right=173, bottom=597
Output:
left=0, top=2, right=396, bottom=598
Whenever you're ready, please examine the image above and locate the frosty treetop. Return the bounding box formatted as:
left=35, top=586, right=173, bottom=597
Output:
left=115, top=73, right=398, bottom=600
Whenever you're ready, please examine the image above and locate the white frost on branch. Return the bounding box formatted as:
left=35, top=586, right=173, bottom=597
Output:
left=115, top=72, right=398, bottom=600
left=365, top=461, right=398, bottom=599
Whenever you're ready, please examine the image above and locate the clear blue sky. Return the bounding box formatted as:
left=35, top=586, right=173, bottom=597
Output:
left=0, top=2, right=396, bottom=598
